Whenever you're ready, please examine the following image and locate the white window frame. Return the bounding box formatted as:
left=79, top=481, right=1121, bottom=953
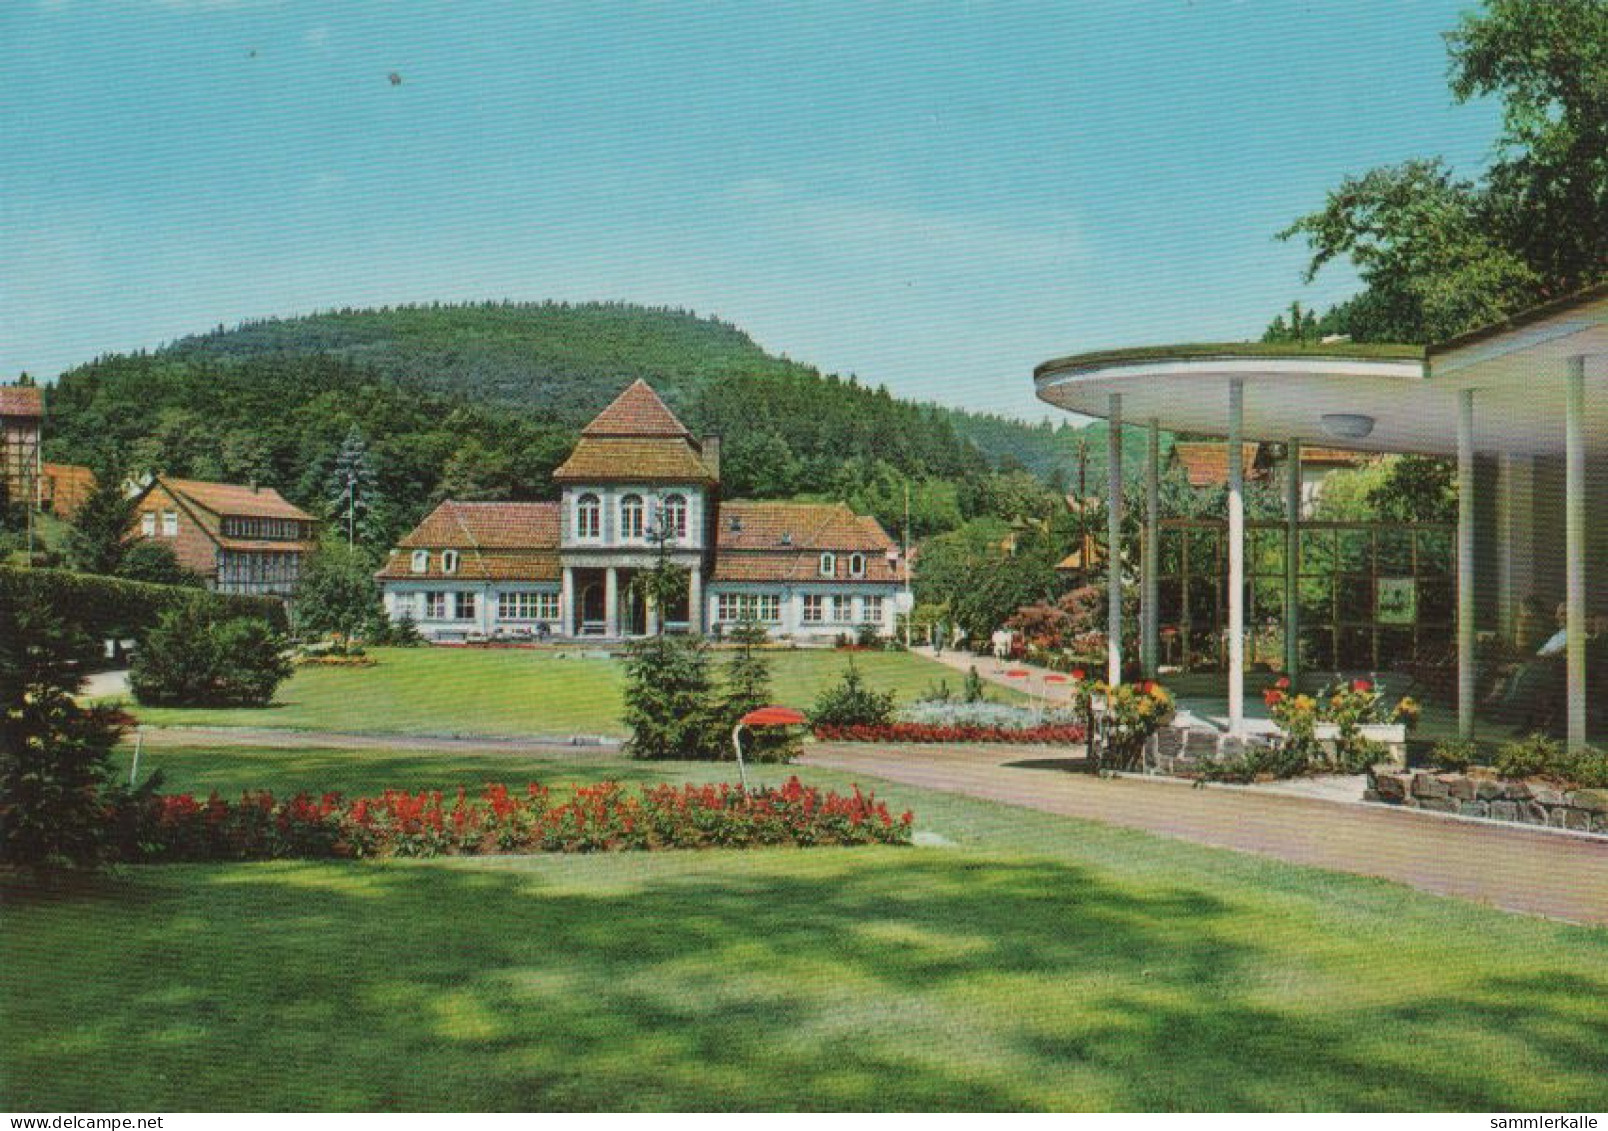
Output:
left=849, top=553, right=866, bottom=578
left=410, top=549, right=429, bottom=574
left=576, top=493, right=602, bottom=540
left=441, top=549, right=460, bottom=575
left=662, top=493, right=688, bottom=539
left=141, top=512, right=156, bottom=537
left=819, top=552, right=836, bottom=578
left=620, top=493, right=645, bottom=540
left=830, top=594, right=853, bottom=624
left=535, top=592, right=561, bottom=621
left=161, top=509, right=179, bottom=537
left=862, top=596, right=884, bottom=624
left=802, top=594, right=825, bottom=623
left=424, top=591, right=447, bottom=619
left=454, top=591, right=477, bottom=621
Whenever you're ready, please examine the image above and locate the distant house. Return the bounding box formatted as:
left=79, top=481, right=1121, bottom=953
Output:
left=378, top=379, right=903, bottom=641
left=128, top=476, right=318, bottom=597
left=0, top=384, right=43, bottom=508
left=1170, top=440, right=1371, bottom=517
left=40, top=462, right=96, bottom=519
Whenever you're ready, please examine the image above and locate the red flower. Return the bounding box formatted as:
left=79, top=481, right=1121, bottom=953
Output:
left=1263, top=688, right=1286, bottom=707
left=1070, top=668, right=1087, bottom=681
left=1275, top=676, right=1291, bottom=690
left=1352, top=679, right=1372, bottom=693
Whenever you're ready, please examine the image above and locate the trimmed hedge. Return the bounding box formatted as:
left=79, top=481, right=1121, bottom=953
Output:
left=0, top=566, right=288, bottom=642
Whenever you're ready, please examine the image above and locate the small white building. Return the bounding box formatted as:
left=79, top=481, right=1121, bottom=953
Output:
left=377, top=379, right=903, bottom=641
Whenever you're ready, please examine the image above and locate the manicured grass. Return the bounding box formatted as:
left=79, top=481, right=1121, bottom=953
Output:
left=119, top=646, right=1010, bottom=737
left=5, top=742, right=1607, bottom=1111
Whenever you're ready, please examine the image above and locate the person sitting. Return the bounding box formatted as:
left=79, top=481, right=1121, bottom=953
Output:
left=1491, top=603, right=1569, bottom=728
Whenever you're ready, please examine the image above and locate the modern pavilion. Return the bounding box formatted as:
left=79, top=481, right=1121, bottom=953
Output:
left=1035, top=282, right=1608, bottom=750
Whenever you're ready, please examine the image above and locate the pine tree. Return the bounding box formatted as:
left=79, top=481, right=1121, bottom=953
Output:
left=328, top=426, right=380, bottom=547
left=68, top=464, right=135, bottom=576
left=718, top=620, right=796, bottom=762
left=621, top=634, right=721, bottom=759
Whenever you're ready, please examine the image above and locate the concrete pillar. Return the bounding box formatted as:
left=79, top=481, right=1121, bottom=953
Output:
left=604, top=566, right=619, bottom=638
left=1457, top=388, right=1477, bottom=741
left=1107, top=393, right=1124, bottom=686
left=1227, top=379, right=1245, bottom=736
left=1284, top=438, right=1302, bottom=679
left=646, top=599, right=660, bottom=636
left=561, top=567, right=576, bottom=637
left=1565, top=357, right=1587, bottom=750
left=688, top=566, right=703, bottom=634
left=1143, top=417, right=1160, bottom=677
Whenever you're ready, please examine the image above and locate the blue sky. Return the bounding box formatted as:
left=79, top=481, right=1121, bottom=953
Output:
left=2, top=0, right=1501, bottom=420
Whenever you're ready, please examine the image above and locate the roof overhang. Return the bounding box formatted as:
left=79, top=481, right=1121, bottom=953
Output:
left=1037, top=297, right=1608, bottom=458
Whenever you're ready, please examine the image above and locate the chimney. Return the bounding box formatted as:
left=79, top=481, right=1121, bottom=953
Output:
left=702, top=434, right=721, bottom=480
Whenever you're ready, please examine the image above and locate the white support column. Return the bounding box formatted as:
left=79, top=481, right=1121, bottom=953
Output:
left=561, top=567, right=576, bottom=637
left=1457, top=388, right=1477, bottom=741
left=604, top=567, right=619, bottom=638
left=1495, top=454, right=1535, bottom=643
left=1565, top=357, right=1587, bottom=750
left=688, top=566, right=703, bottom=634
left=1284, top=438, right=1302, bottom=679
left=1106, top=393, right=1124, bottom=686
left=1227, top=379, right=1245, bottom=736
left=1143, top=418, right=1160, bottom=677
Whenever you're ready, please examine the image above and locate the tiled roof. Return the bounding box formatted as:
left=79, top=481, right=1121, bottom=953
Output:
left=396, top=501, right=561, bottom=550
left=163, top=477, right=314, bottom=521
left=552, top=437, right=716, bottom=483
left=715, top=501, right=897, bottom=553
left=582, top=379, right=692, bottom=437
left=0, top=385, right=44, bottom=417
left=41, top=462, right=95, bottom=517
left=376, top=549, right=562, bottom=582
left=1171, top=443, right=1264, bottom=488
left=1295, top=446, right=1372, bottom=466
left=710, top=502, right=901, bottom=583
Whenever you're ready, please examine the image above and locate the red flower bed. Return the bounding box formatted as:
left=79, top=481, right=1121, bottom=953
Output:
left=114, top=776, right=913, bottom=861
left=813, top=722, right=1087, bottom=745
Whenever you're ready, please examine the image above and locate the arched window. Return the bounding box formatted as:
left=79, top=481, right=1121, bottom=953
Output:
left=819, top=552, right=836, bottom=578
left=662, top=493, right=688, bottom=540
left=410, top=549, right=429, bottom=574
left=441, top=549, right=460, bottom=574
left=620, top=494, right=645, bottom=539
left=577, top=493, right=601, bottom=539
left=849, top=553, right=866, bottom=578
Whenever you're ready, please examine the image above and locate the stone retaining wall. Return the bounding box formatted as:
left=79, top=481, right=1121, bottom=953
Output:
left=1367, top=770, right=1608, bottom=835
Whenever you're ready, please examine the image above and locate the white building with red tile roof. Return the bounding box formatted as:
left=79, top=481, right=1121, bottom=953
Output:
left=378, top=379, right=904, bottom=641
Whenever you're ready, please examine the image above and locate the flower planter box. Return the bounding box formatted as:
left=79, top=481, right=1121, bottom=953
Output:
left=1312, top=722, right=1407, bottom=768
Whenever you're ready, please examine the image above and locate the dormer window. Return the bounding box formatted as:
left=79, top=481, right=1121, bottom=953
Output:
left=729, top=516, right=743, bottom=534
left=849, top=553, right=866, bottom=578
left=819, top=552, right=836, bottom=578
left=577, top=493, right=601, bottom=539
left=410, top=550, right=429, bottom=574
left=621, top=494, right=645, bottom=539
left=441, top=550, right=460, bottom=574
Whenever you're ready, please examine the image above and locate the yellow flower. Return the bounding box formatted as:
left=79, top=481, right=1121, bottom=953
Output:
left=1293, top=695, right=1316, bottom=711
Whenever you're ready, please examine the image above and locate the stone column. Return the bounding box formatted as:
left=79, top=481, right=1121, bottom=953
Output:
left=604, top=567, right=619, bottom=638
left=561, top=567, right=576, bottom=637
left=688, top=565, right=704, bottom=634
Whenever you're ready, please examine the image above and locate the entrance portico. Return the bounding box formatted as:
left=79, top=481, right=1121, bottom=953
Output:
left=1036, top=286, right=1608, bottom=748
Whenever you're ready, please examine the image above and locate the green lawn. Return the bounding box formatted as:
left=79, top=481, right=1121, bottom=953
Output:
left=4, top=741, right=1606, bottom=1111
left=119, top=646, right=1007, bottom=737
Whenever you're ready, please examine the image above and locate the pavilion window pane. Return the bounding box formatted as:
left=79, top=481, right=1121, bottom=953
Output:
left=1377, top=529, right=1413, bottom=573
left=1301, top=529, right=1336, bottom=572
left=1298, top=577, right=1332, bottom=627
left=1186, top=531, right=1218, bottom=573
left=1161, top=530, right=1185, bottom=575
left=1419, top=579, right=1455, bottom=625
left=1157, top=578, right=1184, bottom=625
left=1249, top=529, right=1284, bottom=575
left=1336, top=627, right=1373, bottom=669
left=1337, top=577, right=1373, bottom=623
left=1379, top=628, right=1415, bottom=670
left=1337, top=529, right=1372, bottom=573
left=1415, top=529, right=1453, bottom=575
left=1298, top=627, right=1334, bottom=672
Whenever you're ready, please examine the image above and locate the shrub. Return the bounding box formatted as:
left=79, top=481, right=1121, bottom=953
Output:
left=1197, top=739, right=1311, bottom=784
left=622, top=633, right=722, bottom=760
left=1428, top=738, right=1477, bottom=772
left=128, top=604, right=294, bottom=707
left=119, top=541, right=203, bottom=588
left=1093, top=680, right=1175, bottom=771
left=1561, top=746, right=1608, bottom=789
left=717, top=620, right=798, bottom=764
left=1493, top=733, right=1562, bottom=781
left=898, top=700, right=1082, bottom=732
left=0, top=598, right=130, bottom=870
left=810, top=657, right=896, bottom=728
left=112, top=776, right=914, bottom=860
left=294, top=542, right=383, bottom=646
left=0, top=566, right=287, bottom=643
left=814, top=722, right=1087, bottom=745
left=855, top=622, right=883, bottom=650
left=371, top=611, right=425, bottom=647
left=962, top=665, right=989, bottom=703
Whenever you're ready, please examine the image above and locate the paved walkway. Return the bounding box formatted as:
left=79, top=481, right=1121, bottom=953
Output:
left=801, top=741, right=1608, bottom=925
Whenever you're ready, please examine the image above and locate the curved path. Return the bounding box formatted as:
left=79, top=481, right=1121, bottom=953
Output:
left=802, top=741, right=1608, bottom=925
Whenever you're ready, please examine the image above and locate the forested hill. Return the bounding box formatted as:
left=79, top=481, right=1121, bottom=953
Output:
left=42, top=301, right=1104, bottom=547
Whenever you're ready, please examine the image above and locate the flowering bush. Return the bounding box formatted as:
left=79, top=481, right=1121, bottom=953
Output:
left=897, top=700, right=1083, bottom=731
left=814, top=722, right=1087, bottom=745
left=111, top=777, right=913, bottom=861
left=1260, top=675, right=1416, bottom=774
left=1092, top=679, right=1175, bottom=771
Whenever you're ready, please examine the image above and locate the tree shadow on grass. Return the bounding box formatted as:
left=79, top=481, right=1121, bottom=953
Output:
left=4, top=852, right=1607, bottom=1112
